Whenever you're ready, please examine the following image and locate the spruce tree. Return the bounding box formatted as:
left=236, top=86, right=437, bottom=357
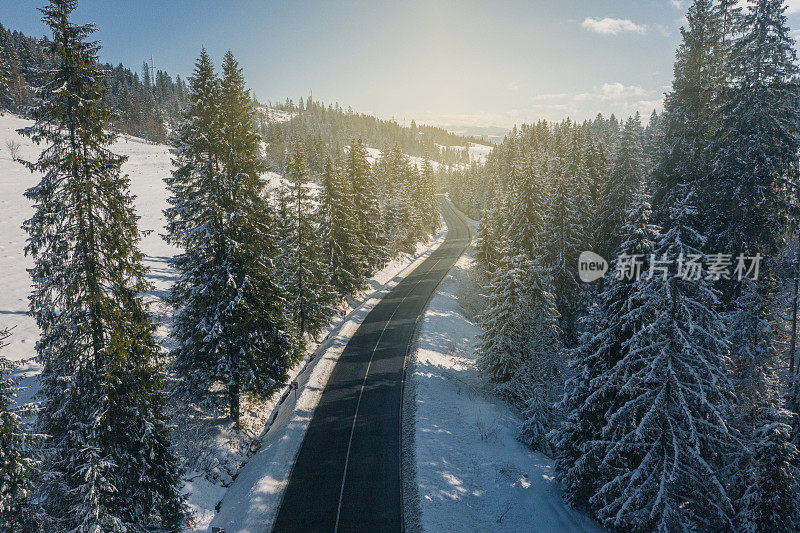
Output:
left=320, top=155, right=360, bottom=296
left=589, top=186, right=733, bottom=531
left=419, top=153, right=439, bottom=236
left=554, top=192, right=658, bottom=509
left=507, top=152, right=546, bottom=260
left=651, top=0, right=724, bottom=233
left=166, top=49, right=291, bottom=426
left=728, top=282, right=800, bottom=532
left=0, top=329, right=36, bottom=531
left=709, top=0, right=800, bottom=265
left=596, top=114, right=644, bottom=260
left=477, top=248, right=560, bottom=409
left=542, top=128, right=588, bottom=344
left=280, top=141, right=336, bottom=344
left=20, top=1, right=186, bottom=528
left=347, top=139, right=386, bottom=276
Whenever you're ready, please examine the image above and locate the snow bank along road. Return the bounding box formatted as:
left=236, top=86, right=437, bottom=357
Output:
left=272, top=197, right=470, bottom=532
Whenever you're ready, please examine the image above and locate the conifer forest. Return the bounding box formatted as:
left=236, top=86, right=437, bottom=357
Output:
left=2, top=0, right=800, bottom=531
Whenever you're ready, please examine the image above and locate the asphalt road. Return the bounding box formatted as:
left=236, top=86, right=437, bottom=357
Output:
left=272, top=196, right=471, bottom=532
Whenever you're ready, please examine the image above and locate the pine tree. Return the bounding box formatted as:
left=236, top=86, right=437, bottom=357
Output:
left=709, top=0, right=800, bottom=266
left=166, top=49, right=292, bottom=426
left=507, top=151, right=546, bottom=260
left=280, top=141, right=336, bottom=344
left=476, top=248, right=528, bottom=400
left=514, top=257, right=562, bottom=453
left=542, top=128, right=588, bottom=345
left=0, top=51, right=10, bottom=109
left=729, top=281, right=800, bottom=532
left=477, top=248, right=560, bottom=409
left=651, top=0, right=724, bottom=233
left=554, top=192, right=658, bottom=508
left=596, top=114, right=644, bottom=260
left=589, top=186, right=733, bottom=531
left=419, top=153, right=439, bottom=236
left=736, top=406, right=800, bottom=532
left=0, top=329, right=36, bottom=531
left=347, top=139, right=386, bottom=276
left=19, top=1, right=187, bottom=528
left=320, top=155, right=360, bottom=296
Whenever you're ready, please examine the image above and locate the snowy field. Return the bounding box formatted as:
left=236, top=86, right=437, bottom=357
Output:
left=406, top=221, right=604, bottom=532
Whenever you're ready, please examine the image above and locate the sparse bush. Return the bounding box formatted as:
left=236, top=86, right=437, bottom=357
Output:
left=475, top=417, right=500, bottom=442
left=6, top=139, right=20, bottom=160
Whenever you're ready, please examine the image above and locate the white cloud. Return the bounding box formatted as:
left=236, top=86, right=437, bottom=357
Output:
left=531, top=93, right=570, bottom=101
left=581, top=17, right=647, bottom=35
left=670, top=0, right=683, bottom=9
left=788, top=0, right=800, bottom=14
left=574, top=82, right=652, bottom=101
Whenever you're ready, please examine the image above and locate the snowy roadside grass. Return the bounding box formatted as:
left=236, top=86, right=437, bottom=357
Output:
left=406, top=238, right=604, bottom=532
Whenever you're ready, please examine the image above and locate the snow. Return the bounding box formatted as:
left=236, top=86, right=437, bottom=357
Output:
left=467, top=142, right=492, bottom=164
left=362, top=145, right=443, bottom=172
left=406, top=216, right=604, bottom=532
left=434, top=142, right=492, bottom=164
left=256, top=106, right=296, bottom=124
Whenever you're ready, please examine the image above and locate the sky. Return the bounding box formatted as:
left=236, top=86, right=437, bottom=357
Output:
left=3, top=0, right=800, bottom=130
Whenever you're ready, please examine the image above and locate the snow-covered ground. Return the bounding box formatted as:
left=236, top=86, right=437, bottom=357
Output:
left=434, top=142, right=492, bottom=165
left=363, top=146, right=443, bottom=172
left=256, top=106, right=296, bottom=124
left=405, top=216, right=604, bottom=532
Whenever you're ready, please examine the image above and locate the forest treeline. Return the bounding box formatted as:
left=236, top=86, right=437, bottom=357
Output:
left=0, top=1, right=441, bottom=529
left=0, top=20, right=189, bottom=141
left=440, top=0, right=800, bottom=531
left=260, top=96, right=490, bottom=172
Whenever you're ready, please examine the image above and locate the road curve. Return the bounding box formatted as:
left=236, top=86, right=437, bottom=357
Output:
left=272, top=196, right=471, bottom=532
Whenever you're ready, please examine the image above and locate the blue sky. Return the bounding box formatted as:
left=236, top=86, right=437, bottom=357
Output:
left=3, top=0, right=800, bottom=128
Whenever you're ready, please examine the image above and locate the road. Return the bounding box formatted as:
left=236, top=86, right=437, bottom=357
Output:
left=272, top=196, right=471, bottom=532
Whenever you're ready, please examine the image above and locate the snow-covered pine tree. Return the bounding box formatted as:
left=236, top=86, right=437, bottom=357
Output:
left=542, top=126, right=588, bottom=345
left=476, top=183, right=505, bottom=276
left=596, top=113, right=644, bottom=261
left=0, top=51, right=10, bottom=110
left=19, top=1, right=187, bottom=528
left=166, top=49, right=291, bottom=426
left=320, top=154, right=361, bottom=296
left=0, top=328, right=36, bottom=531
left=477, top=245, right=561, bottom=410
left=728, top=281, right=800, bottom=532
left=553, top=192, right=658, bottom=509
left=514, top=256, right=562, bottom=454
left=651, top=0, right=723, bottom=232
left=590, top=186, right=734, bottom=531
left=419, top=152, right=439, bottom=236
left=507, top=151, right=547, bottom=260
left=280, top=141, right=336, bottom=345
left=583, top=137, right=609, bottom=249
left=347, top=138, right=387, bottom=275
left=736, top=407, right=800, bottom=532
left=709, top=0, right=800, bottom=267
left=476, top=247, right=528, bottom=400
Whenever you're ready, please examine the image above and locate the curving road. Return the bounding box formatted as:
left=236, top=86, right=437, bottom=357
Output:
left=272, top=196, right=471, bottom=532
